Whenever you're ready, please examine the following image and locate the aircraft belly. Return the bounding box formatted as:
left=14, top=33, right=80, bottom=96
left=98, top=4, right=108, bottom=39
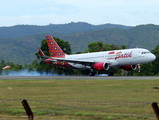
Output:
left=69, top=63, right=90, bottom=69
left=109, top=60, right=119, bottom=67
left=117, top=58, right=137, bottom=66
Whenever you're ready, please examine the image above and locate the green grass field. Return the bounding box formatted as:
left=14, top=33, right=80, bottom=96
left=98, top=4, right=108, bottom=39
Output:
left=0, top=79, right=159, bottom=120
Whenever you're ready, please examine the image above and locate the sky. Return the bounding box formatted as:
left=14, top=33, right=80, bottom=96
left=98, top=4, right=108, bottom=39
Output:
left=0, top=0, right=159, bottom=27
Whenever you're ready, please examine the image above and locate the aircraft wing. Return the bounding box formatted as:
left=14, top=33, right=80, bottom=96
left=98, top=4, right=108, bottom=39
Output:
left=38, top=48, right=95, bottom=65
left=46, top=57, right=96, bottom=66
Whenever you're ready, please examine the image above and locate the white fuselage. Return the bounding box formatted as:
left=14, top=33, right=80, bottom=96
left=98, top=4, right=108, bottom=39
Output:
left=65, top=48, right=156, bottom=69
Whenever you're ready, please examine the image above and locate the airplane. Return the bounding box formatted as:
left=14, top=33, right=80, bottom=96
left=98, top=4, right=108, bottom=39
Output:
left=38, top=35, right=156, bottom=76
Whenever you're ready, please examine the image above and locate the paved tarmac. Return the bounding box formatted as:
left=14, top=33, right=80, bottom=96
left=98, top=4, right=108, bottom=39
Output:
left=0, top=76, right=159, bottom=80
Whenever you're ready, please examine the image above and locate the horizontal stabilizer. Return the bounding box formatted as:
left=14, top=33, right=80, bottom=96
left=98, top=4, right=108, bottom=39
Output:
left=38, top=48, right=45, bottom=57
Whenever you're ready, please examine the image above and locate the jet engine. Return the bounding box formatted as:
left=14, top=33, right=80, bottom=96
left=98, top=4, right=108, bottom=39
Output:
left=120, top=65, right=137, bottom=71
left=93, top=62, right=109, bottom=71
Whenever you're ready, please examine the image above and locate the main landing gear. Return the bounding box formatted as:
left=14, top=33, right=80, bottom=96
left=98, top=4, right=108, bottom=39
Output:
left=89, top=70, right=114, bottom=76
left=89, top=71, right=96, bottom=76
left=108, top=72, right=114, bottom=76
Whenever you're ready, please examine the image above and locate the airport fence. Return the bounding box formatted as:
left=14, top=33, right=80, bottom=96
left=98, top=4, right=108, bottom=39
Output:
left=0, top=99, right=157, bottom=119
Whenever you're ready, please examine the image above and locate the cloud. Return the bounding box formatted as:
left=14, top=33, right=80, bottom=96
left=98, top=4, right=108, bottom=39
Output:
left=1, top=0, right=159, bottom=26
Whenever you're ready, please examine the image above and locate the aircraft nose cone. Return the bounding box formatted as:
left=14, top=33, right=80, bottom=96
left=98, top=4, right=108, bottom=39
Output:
left=151, top=54, right=156, bottom=61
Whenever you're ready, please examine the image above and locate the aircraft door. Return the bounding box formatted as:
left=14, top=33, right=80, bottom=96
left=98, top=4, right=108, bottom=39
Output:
left=133, top=50, right=137, bottom=59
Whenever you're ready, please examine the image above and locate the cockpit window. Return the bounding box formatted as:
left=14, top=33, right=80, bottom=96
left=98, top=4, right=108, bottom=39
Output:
left=141, top=51, right=150, bottom=54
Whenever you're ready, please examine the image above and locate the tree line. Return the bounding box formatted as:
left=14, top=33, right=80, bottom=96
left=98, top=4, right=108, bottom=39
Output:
left=0, top=37, right=159, bottom=76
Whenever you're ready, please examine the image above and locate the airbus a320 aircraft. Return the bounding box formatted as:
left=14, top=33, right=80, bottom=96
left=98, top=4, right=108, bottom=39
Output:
left=38, top=35, right=156, bottom=76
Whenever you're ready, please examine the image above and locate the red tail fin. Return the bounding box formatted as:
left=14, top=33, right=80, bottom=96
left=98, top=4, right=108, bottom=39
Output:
left=46, top=35, right=65, bottom=58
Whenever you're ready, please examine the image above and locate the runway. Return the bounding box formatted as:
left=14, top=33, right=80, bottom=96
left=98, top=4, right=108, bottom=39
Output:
left=0, top=76, right=159, bottom=80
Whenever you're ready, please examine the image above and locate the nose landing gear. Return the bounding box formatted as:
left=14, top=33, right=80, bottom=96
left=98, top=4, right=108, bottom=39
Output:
left=137, top=64, right=141, bottom=73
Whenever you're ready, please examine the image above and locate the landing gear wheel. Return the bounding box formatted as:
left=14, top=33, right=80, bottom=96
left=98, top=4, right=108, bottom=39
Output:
left=108, top=72, right=114, bottom=76
left=89, top=72, right=96, bottom=76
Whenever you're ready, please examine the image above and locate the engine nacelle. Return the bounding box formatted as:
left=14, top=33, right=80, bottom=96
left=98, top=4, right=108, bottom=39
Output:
left=93, top=62, right=109, bottom=71
left=120, top=65, right=137, bottom=71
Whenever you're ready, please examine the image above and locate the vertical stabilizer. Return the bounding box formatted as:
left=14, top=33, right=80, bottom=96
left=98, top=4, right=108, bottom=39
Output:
left=46, top=35, right=65, bottom=58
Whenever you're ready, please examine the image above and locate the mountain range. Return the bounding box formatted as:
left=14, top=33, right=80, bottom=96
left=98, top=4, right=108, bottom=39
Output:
left=0, top=22, right=159, bottom=64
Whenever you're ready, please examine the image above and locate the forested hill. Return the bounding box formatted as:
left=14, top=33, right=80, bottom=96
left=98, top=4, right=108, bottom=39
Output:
left=0, top=22, right=159, bottom=64
left=63, top=24, right=159, bottom=53
left=0, top=22, right=131, bottom=38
